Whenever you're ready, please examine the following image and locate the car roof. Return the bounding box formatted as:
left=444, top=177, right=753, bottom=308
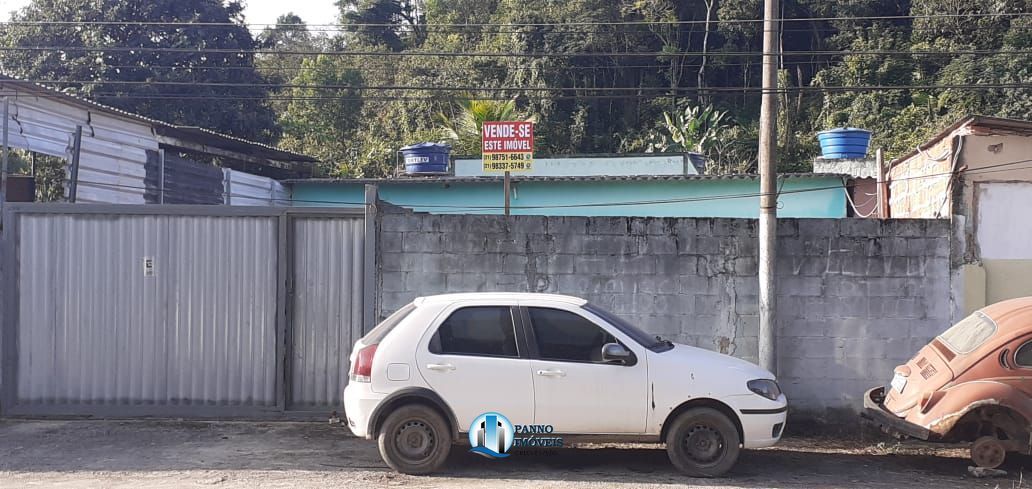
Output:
left=980, top=296, right=1032, bottom=338
left=413, top=292, right=588, bottom=306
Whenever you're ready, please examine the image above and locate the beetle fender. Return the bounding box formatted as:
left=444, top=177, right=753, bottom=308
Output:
left=912, top=381, right=1032, bottom=436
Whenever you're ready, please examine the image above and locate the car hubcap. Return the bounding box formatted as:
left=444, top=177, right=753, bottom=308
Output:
left=395, top=420, right=435, bottom=462
left=972, top=436, right=1006, bottom=469
left=684, top=424, right=725, bottom=464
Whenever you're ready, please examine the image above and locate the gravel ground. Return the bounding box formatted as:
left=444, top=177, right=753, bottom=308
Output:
left=0, top=419, right=1028, bottom=488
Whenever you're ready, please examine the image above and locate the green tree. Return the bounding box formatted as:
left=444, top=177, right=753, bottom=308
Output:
left=256, top=14, right=332, bottom=116
left=278, top=55, right=366, bottom=176
left=278, top=0, right=1032, bottom=176
left=337, top=0, right=427, bottom=51
left=1, top=0, right=280, bottom=143
left=647, top=103, right=757, bottom=174
left=438, top=98, right=535, bottom=155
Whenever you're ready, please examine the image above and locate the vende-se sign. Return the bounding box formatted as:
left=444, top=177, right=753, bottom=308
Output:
left=482, top=121, right=533, bottom=172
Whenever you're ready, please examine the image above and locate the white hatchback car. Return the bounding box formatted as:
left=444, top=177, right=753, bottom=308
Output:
left=343, top=293, right=787, bottom=477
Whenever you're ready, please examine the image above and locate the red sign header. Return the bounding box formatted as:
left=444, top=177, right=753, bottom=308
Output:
left=482, top=121, right=534, bottom=153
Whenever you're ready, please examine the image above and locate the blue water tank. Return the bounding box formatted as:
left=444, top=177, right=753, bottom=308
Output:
left=400, top=142, right=451, bottom=175
left=817, top=128, right=872, bottom=159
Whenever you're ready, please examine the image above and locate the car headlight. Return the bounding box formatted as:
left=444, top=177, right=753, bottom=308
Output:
left=747, top=379, right=782, bottom=401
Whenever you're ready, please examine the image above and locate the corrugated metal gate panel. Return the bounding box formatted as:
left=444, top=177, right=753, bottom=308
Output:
left=290, top=217, right=365, bottom=409
left=9, top=211, right=279, bottom=412
left=164, top=216, right=278, bottom=406
left=16, top=213, right=166, bottom=404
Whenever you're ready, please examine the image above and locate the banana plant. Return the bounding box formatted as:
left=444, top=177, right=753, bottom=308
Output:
left=658, top=104, right=729, bottom=154
left=437, top=96, right=535, bottom=155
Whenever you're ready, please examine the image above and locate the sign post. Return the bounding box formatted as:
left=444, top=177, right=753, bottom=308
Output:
left=482, top=121, right=533, bottom=216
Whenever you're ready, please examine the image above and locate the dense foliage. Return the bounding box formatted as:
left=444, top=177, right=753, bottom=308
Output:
left=1, top=0, right=280, bottom=143
left=2, top=0, right=1030, bottom=177
left=276, top=0, right=1030, bottom=176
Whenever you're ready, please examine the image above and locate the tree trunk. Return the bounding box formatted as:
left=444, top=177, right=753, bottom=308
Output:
left=698, top=0, right=715, bottom=104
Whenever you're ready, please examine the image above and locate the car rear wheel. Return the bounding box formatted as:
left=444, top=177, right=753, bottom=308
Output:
left=971, top=436, right=1007, bottom=469
left=377, top=404, right=451, bottom=474
left=665, top=407, right=741, bottom=477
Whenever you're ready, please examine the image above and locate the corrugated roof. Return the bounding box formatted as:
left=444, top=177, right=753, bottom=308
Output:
left=285, top=173, right=846, bottom=184
left=0, top=73, right=318, bottom=163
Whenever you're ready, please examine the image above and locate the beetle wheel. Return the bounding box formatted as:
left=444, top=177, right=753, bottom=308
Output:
left=971, top=436, right=1006, bottom=469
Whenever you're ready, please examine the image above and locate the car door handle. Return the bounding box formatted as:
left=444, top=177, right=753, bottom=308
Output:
left=536, top=369, right=566, bottom=377
left=426, top=363, right=456, bottom=372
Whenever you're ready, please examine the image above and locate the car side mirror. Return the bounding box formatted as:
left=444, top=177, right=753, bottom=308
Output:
left=601, top=343, right=635, bottom=365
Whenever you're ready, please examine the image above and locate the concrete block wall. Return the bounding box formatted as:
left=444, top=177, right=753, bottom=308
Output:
left=376, top=204, right=952, bottom=423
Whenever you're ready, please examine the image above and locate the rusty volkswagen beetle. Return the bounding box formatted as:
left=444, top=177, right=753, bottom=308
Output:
left=863, top=296, right=1032, bottom=469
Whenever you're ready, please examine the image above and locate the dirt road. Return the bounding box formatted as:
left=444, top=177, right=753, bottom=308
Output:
left=0, top=419, right=1025, bottom=488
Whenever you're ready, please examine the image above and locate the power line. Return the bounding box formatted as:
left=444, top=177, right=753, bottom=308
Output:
left=10, top=24, right=1032, bottom=36
left=3, top=45, right=1030, bottom=57
left=61, top=83, right=1028, bottom=102
left=5, top=12, right=1030, bottom=28
left=66, top=157, right=1032, bottom=212
left=22, top=79, right=1031, bottom=92
left=54, top=49, right=1027, bottom=77
left=84, top=58, right=861, bottom=75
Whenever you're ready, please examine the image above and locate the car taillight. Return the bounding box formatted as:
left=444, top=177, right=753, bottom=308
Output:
left=350, top=344, right=377, bottom=383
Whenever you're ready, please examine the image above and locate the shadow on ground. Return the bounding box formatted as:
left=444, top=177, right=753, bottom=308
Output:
left=0, top=419, right=1027, bottom=488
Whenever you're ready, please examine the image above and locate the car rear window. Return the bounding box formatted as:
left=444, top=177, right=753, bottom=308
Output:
left=938, top=311, right=998, bottom=355
left=429, top=306, right=519, bottom=358
left=361, top=303, right=416, bottom=344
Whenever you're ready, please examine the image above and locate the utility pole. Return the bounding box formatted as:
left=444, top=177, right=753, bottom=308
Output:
left=875, top=148, right=888, bottom=218
left=757, top=0, right=780, bottom=375
left=503, top=171, right=511, bottom=217
left=2, top=97, right=9, bottom=220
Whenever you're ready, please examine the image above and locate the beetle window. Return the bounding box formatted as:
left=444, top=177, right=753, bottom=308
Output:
left=1015, top=342, right=1032, bottom=367
left=937, top=312, right=998, bottom=355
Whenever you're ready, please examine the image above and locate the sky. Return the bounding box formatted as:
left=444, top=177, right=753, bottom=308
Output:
left=2, top=0, right=341, bottom=31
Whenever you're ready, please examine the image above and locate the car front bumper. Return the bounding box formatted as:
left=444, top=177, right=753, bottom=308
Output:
left=730, top=393, right=789, bottom=449
left=860, top=386, right=931, bottom=441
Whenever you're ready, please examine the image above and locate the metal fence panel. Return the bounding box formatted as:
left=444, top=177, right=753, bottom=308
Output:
left=289, top=216, right=365, bottom=410
left=9, top=209, right=279, bottom=413
left=16, top=213, right=167, bottom=405
left=163, top=216, right=278, bottom=406
left=225, top=169, right=289, bottom=206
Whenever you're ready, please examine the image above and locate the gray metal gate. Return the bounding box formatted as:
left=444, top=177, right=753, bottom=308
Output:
left=0, top=203, right=370, bottom=417
left=288, top=216, right=366, bottom=410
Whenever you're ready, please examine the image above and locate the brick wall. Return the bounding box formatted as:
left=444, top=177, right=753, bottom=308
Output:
left=888, top=136, right=955, bottom=218
left=376, top=204, right=952, bottom=423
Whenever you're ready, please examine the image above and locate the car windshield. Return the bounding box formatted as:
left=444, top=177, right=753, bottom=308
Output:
left=582, top=303, right=674, bottom=353
left=937, top=311, right=998, bottom=355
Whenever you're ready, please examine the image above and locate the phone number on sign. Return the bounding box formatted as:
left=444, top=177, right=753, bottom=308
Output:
left=483, top=153, right=533, bottom=171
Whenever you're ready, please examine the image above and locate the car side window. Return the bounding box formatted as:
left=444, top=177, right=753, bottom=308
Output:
left=428, top=306, right=519, bottom=358
left=528, top=307, right=617, bottom=362
left=1015, top=341, right=1032, bottom=367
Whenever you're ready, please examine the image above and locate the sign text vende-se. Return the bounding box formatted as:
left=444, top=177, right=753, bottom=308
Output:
left=482, top=121, right=533, bottom=172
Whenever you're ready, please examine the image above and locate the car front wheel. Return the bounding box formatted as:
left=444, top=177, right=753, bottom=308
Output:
left=665, top=407, right=741, bottom=477
left=377, top=404, right=451, bottom=474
